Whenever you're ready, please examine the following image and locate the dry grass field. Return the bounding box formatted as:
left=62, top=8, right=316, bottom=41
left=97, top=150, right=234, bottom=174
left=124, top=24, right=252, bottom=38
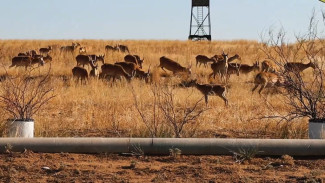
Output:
left=0, top=40, right=311, bottom=138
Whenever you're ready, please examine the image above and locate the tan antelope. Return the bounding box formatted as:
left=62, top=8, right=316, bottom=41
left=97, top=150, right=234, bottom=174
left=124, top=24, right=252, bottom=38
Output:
left=188, top=79, right=228, bottom=106
left=39, top=46, right=52, bottom=55
left=159, top=56, right=191, bottom=74
left=284, top=61, right=316, bottom=73
left=60, top=42, right=81, bottom=53
left=252, top=72, right=285, bottom=94
left=195, top=55, right=216, bottom=68
left=76, top=55, right=94, bottom=69
left=229, top=61, right=260, bottom=75
left=124, top=54, right=144, bottom=69
left=117, top=44, right=130, bottom=53
left=10, top=56, right=45, bottom=70
left=89, top=60, right=99, bottom=78
left=100, top=64, right=132, bottom=82
left=209, top=53, right=230, bottom=80
left=261, top=60, right=277, bottom=72
left=105, top=45, right=119, bottom=52
left=72, top=66, right=88, bottom=84
left=115, top=62, right=150, bottom=82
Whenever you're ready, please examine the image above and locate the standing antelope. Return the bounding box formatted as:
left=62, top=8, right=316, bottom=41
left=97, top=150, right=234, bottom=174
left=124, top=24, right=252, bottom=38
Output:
left=117, top=44, right=130, bottom=53
left=284, top=61, right=316, bottom=72
left=252, top=72, right=285, bottom=94
left=60, top=42, right=81, bottom=53
left=89, top=60, right=99, bottom=78
left=88, top=54, right=105, bottom=64
left=188, top=79, right=228, bottom=106
left=39, top=46, right=52, bottom=55
left=100, top=64, right=132, bottom=82
left=209, top=53, right=230, bottom=80
left=228, top=54, right=242, bottom=62
left=10, top=56, right=45, bottom=70
left=76, top=55, right=94, bottom=69
left=79, top=47, right=87, bottom=54
left=105, top=45, right=119, bottom=52
left=159, top=56, right=191, bottom=74
left=72, top=66, right=88, bottom=84
left=195, top=55, right=216, bottom=68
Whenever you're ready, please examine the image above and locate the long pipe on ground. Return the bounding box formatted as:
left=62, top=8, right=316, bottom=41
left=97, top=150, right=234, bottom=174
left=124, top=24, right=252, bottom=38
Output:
left=0, top=138, right=325, bottom=156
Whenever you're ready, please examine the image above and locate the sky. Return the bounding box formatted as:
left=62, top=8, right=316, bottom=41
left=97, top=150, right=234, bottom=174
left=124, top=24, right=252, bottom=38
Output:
left=0, top=0, right=324, bottom=41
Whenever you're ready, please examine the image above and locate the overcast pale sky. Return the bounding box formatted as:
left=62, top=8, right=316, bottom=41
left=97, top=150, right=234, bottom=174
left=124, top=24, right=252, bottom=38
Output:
left=0, top=0, right=324, bottom=41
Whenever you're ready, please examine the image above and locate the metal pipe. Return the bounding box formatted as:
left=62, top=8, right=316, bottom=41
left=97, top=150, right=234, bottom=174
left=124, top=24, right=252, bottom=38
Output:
left=0, top=138, right=325, bottom=156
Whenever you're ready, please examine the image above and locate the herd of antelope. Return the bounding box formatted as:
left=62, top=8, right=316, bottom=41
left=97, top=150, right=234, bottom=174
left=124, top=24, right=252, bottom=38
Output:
left=8, top=42, right=317, bottom=106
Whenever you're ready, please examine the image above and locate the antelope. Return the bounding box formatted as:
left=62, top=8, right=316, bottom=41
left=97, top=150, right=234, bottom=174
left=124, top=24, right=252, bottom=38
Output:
left=76, top=55, right=93, bottom=69
left=188, top=79, right=228, bottom=106
left=229, top=61, right=260, bottom=75
left=261, top=60, right=277, bottom=72
left=159, top=56, right=192, bottom=74
left=124, top=54, right=144, bottom=69
left=79, top=47, right=87, bottom=54
left=18, top=50, right=37, bottom=57
left=117, top=44, right=130, bottom=53
left=195, top=55, right=216, bottom=68
left=284, top=61, right=316, bottom=73
left=72, top=66, right=88, bottom=84
left=89, top=60, right=99, bottom=78
left=209, top=53, right=230, bottom=80
left=60, top=42, right=81, bottom=53
left=105, top=45, right=119, bottom=52
left=115, top=62, right=150, bottom=82
left=101, top=64, right=132, bottom=82
left=252, top=72, right=285, bottom=94
left=39, top=46, right=52, bottom=55
left=10, top=56, right=45, bottom=70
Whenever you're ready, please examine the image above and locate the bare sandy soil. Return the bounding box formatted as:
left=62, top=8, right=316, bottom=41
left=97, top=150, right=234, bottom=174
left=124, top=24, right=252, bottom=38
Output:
left=0, top=150, right=324, bottom=183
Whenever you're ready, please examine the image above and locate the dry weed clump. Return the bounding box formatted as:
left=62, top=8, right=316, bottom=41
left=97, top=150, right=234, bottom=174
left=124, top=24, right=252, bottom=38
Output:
left=0, top=39, right=310, bottom=138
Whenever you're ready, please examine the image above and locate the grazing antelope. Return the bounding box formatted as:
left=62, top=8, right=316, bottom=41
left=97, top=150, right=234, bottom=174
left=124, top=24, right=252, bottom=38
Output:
left=229, top=61, right=260, bottom=75
left=124, top=54, right=144, bottom=69
left=89, top=60, right=99, bottom=78
left=39, top=46, right=52, bottom=55
left=284, top=61, right=316, bottom=72
left=188, top=79, right=228, bottom=106
left=60, top=42, right=81, bottom=53
left=76, top=55, right=94, bottom=69
left=209, top=53, right=230, bottom=80
left=261, top=60, right=277, bottom=72
left=252, top=72, right=285, bottom=94
left=159, top=56, right=192, bottom=74
left=195, top=55, right=216, bottom=68
left=72, top=66, right=88, bottom=84
left=105, top=45, right=119, bottom=52
left=101, top=64, right=132, bottom=82
left=117, top=44, right=130, bottom=53
left=115, top=62, right=150, bottom=82
left=10, top=56, right=45, bottom=70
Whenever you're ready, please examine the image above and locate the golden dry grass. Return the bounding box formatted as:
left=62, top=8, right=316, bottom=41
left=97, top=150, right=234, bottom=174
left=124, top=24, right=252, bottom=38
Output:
left=0, top=40, right=310, bottom=138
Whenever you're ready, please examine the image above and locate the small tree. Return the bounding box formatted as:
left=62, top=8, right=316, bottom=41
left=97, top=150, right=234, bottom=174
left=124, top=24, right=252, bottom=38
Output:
left=260, top=11, right=325, bottom=121
left=0, top=66, right=55, bottom=120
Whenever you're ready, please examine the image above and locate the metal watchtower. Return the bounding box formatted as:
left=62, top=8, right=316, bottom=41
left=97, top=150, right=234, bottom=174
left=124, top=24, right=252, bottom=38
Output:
left=188, top=0, right=211, bottom=41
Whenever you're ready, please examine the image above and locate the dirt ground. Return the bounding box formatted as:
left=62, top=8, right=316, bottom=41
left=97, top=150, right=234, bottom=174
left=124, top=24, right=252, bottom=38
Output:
left=0, top=150, right=324, bottom=183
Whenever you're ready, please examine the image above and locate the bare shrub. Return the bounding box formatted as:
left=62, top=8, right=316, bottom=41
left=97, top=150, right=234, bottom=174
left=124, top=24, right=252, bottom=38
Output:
left=0, top=66, right=56, bottom=120
left=132, top=84, right=208, bottom=138
left=260, top=11, right=325, bottom=122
